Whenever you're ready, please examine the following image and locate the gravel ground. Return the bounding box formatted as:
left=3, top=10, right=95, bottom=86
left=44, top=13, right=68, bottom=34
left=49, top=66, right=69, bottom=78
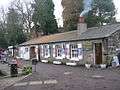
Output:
left=4, top=62, right=120, bottom=90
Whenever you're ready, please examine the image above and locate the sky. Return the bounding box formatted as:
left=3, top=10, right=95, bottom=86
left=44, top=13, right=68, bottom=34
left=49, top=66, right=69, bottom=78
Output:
left=0, top=0, right=120, bottom=27
left=113, top=0, right=120, bottom=21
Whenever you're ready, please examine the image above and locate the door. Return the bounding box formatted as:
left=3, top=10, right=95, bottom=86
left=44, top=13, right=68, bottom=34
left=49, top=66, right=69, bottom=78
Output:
left=30, top=47, right=36, bottom=59
left=95, top=43, right=102, bottom=64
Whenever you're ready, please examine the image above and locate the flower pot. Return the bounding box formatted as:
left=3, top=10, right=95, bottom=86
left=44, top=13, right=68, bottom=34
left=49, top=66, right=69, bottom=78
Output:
left=66, top=62, right=77, bottom=66
left=53, top=61, right=62, bottom=65
left=85, top=64, right=91, bottom=69
left=100, top=64, right=106, bottom=69
left=41, top=60, right=48, bottom=63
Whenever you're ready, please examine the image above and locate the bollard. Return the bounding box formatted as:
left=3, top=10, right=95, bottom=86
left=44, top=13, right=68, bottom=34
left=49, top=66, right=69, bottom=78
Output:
left=32, top=58, right=38, bottom=72
left=10, top=64, right=18, bottom=77
left=10, top=57, right=18, bottom=77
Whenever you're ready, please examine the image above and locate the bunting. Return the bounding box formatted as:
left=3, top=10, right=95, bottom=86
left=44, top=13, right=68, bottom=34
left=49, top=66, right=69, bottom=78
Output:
left=53, top=45, right=56, bottom=57
left=77, top=44, right=83, bottom=60
left=41, top=45, right=44, bottom=57
left=66, top=44, right=70, bottom=59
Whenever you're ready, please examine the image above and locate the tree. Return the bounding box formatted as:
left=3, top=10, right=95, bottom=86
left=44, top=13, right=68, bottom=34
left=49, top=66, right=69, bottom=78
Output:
left=12, top=0, right=34, bottom=39
left=62, top=0, right=116, bottom=31
left=32, top=0, right=58, bottom=35
left=6, top=8, right=26, bottom=46
left=0, top=8, right=9, bottom=48
left=0, top=23, right=8, bottom=49
left=62, top=0, right=83, bottom=31
left=85, top=0, right=116, bottom=27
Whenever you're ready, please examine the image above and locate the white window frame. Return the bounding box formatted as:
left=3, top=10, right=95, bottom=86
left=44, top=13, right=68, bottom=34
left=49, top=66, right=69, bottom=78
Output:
left=25, top=47, right=28, bottom=52
left=55, top=44, right=63, bottom=59
left=70, top=44, right=79, bottom=61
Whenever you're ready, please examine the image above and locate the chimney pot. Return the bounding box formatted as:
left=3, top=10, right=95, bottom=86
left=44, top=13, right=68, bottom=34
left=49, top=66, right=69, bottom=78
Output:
left=78, top=16, right=85, bottom=23
left=77, top=16, right=87, bottom=36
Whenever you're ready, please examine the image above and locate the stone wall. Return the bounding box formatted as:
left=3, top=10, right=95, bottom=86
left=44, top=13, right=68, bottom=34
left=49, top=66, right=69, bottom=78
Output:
left=39, top=41, right=86, bottom=65
left=103, top=30, right=120, bottom=64
left=38, top=39, right=102, bottom=65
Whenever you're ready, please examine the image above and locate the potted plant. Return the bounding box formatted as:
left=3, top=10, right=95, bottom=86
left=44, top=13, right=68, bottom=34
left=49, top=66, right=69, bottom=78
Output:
left=85, top=60, right=91, bottom=69
left=100, top=60, right=107, bottom=69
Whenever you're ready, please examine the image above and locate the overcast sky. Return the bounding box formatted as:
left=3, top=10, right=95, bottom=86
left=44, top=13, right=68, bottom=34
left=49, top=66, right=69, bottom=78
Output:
left=0, top=0, right=120, bottom=27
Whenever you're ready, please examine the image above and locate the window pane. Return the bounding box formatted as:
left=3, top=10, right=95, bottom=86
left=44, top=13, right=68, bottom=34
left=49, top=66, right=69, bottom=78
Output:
left=71, top=44, right=78, bottom=58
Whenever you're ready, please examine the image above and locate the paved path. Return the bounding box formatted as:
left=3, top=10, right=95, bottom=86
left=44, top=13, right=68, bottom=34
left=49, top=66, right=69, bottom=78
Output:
left=0, top=75, right=31, bottom=90
left=0, top=60, right=32, bottom=90
left=0, top=63, right=10, bottom=75
left=4, top=62, right=120, bottom=90
left=0, top=60, right=31, bottom=76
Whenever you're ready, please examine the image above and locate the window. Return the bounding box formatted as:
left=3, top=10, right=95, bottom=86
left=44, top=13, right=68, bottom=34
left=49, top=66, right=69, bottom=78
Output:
left=54, top=44, right=65, bottom=59
left=55, top=45, right=62, bottom=57
left=25, top=48, right=28, bottom=52
left=70, top=44, right=78, bottom=58
left=43, top=45, right=50, bottom=58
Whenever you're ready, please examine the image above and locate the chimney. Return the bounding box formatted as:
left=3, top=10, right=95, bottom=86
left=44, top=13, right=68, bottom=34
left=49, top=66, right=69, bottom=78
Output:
left=77, top=16, right=87, bottom=35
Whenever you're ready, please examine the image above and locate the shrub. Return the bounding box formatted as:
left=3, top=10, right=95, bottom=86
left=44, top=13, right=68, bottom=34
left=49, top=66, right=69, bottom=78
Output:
left=22, top=66, right=32, bottom=75
left=48, top=60, right=53, bottom=64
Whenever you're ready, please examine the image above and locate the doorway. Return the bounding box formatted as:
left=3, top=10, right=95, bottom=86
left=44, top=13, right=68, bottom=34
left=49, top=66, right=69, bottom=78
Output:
left=95, top=43, right=102, bottom=64
left=30, top=46, right=36, bottom=59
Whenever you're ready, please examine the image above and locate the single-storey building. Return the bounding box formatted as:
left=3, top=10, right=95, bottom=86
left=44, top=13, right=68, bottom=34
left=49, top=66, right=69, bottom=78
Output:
left=19, top=17, right=120, bottom=65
